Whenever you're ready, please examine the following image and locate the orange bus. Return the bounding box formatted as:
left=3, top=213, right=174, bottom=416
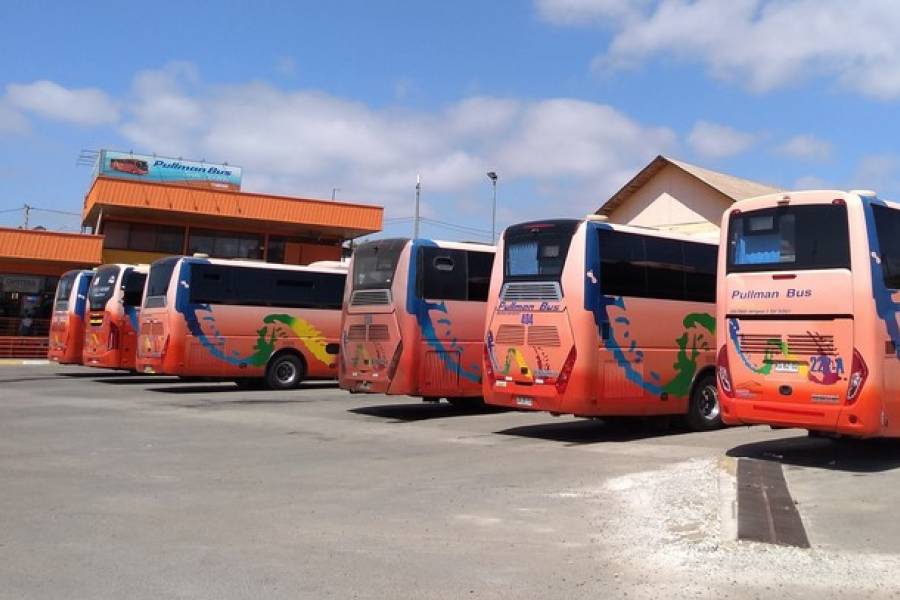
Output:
left=82, top=264, right=149, bottom=370
left=135, top=256, right=346, bottom=389
left=484, top=218, right=721, bottom=430
left=340, top=239, right=495, bottom=406
left=48, top=269, right=94, bottom=364
left=717, top=189, right=899, bottom=438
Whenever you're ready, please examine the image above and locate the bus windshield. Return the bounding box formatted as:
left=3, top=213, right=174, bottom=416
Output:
left=89, top=266, right=121, bottom=311
left=54, top=272, right=77, bottom=311
left=726, top=204, right=850, bottom=273
left=144, top=258, right=179, bottom=308
left=504, top=220, right=579, bottom=281
left=351, top=239, right=407, bottom=290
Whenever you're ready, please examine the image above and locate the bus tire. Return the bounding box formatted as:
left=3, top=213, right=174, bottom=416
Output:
left=686, top=374, right=722, bottom=431
left=265, top=352, right=306, bottom=390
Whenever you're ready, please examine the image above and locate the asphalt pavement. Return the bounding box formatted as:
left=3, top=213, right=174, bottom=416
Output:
left=1, top=365, right=899, bottom=599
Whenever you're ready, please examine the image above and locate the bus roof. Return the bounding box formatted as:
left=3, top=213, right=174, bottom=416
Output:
left=503, top=218, right=718, bottom=246
left=176, top=255, right=349, bottom=276
left=355, top=237, right=495, bottom=253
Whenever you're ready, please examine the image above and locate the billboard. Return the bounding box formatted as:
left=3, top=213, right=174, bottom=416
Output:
left=98, top=150, right=242, bottom=191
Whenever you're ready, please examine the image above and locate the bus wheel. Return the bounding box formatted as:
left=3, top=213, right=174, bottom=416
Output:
left=686, top=375, right=722, bottom=431
left=266, top=353, right=305, bottom=390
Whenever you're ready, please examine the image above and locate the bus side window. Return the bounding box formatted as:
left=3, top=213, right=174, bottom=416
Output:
left=599, top=229, right=647, bottom=298
left=467, top=251, right=494, bottom=302
left=874, top=205, right=900, bottom=289
left=420, top=247, right=467, bottom=301
left=123, top=271, right=147, bottom=307
left=683, top=242, right=717, bottom=303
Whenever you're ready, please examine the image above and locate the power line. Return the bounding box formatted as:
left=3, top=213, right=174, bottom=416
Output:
left=420, top=217, right=492, bottom=236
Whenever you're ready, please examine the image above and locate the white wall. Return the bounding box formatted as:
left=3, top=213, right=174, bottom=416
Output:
left=606, top=164, right=732, bottom=234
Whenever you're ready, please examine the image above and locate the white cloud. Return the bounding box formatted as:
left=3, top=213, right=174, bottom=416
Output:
left=535, top=0, right=648, bottom=25
left=775, top=134, right=833, bottom=162
left=687, top=120, right=756, bottom=159
left=0, top=101, right=29, bottom=135
left=793, top=174, right=831, bottom=190
left=852, top=154, right=900, bottom=196
left=116, top=64, right=675, bottom=220
left=551, top=0, right=900, bottom=100
left=6, top=80, right=119, bottom=125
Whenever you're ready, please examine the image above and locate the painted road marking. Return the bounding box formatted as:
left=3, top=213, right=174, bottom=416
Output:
left=736, top=458, right=810, bottom=548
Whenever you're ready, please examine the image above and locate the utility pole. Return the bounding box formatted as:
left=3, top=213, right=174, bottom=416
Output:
left=23, top=203, right=31, bottom=229
left=487, top=172, right=498, bottom=243
left=331, top=187, right=340, bottom=201
left=414, top=174, right=421, bottom=239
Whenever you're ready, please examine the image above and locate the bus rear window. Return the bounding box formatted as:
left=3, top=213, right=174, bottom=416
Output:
left=504, top=220, right=579, bottom=281
left=89, top=266, right=121, bottom=311
left=727, top=204, right=850, bottom=273
left=54, top=272, right=76, bottom=311
left=144, top=258, right=179, bottom=308
left=352, top=239, right=407, bottom=290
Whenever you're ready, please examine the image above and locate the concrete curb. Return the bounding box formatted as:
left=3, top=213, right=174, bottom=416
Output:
left=0, top=359, right=51, bottom=366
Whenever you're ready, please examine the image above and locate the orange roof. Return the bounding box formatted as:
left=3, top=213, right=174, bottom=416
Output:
left=83, top=177, right=383, bottom=239
left=0, top=226, right=103, bottom=265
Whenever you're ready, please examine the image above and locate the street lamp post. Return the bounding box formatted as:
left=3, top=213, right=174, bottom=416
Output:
left=486, top=171, right=498, bottom=243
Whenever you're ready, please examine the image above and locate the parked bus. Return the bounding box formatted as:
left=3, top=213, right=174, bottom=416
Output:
left=82, top=264, right=149, bottom=370
left=717, top=189, right=900, bottom=438
left=483, top=218, right=721, bottom=430
left=340, top=239, right=495, bottom=406
left=135, top=256, right=346, bottom=389
left=47, top=269, right=94, bottom=364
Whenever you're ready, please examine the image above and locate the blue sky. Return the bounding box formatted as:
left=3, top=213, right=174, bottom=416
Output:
left=2, top=0, right=900, bottom=241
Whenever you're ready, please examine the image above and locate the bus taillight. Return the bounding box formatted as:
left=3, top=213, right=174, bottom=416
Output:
left=483, top=343, right=495, bottom=384
left=555, top=346, right=577, bottom=394
left=108, top=323, right=119, bottom=350
left=846, top=349, right=868, bottom=404
left=717, top=345, right=735, bottom=398
left=387, top=341, right=403, bottom=381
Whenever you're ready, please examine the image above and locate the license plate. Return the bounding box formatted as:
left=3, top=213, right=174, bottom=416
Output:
left=774, top=362, right=800, bottom=373
left=516, top=396, right=534, bottom=407
left=143, top=366, right=156, bottom=374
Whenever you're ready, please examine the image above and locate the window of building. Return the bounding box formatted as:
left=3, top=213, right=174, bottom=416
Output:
left=102, top=221, right=185, bottom=254
left=188, top=229, right=263, bottom=260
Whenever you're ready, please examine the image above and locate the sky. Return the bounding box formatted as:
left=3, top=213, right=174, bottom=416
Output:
left=3, top=0, right=900, bottom=242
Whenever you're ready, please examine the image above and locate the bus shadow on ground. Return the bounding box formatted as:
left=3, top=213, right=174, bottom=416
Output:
left=495, top=417, right=691, bottom=445
left=727, top=436, right=900, bottom=473
left=95, top=377, right=180, bottom=385
left=58, top=371, right=133, bottom=378
left=350, top=402, right=506, bottom=422
left=147, top=382, right=340, bottom=395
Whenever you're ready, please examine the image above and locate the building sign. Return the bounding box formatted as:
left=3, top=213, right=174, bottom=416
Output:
left=0, top=275, right=44, bottom=294
left=98, top=150, right=242, bottom=191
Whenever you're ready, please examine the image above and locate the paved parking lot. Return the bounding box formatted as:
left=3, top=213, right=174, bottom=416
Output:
left=2, top=365, right=900, bottom=598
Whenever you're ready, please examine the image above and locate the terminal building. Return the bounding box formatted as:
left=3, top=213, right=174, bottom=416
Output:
left=0, top=151, right=777, bottom=358
left=0, top=150, right=384, bottom=358
left=597, top=155, right=782, bottom=236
